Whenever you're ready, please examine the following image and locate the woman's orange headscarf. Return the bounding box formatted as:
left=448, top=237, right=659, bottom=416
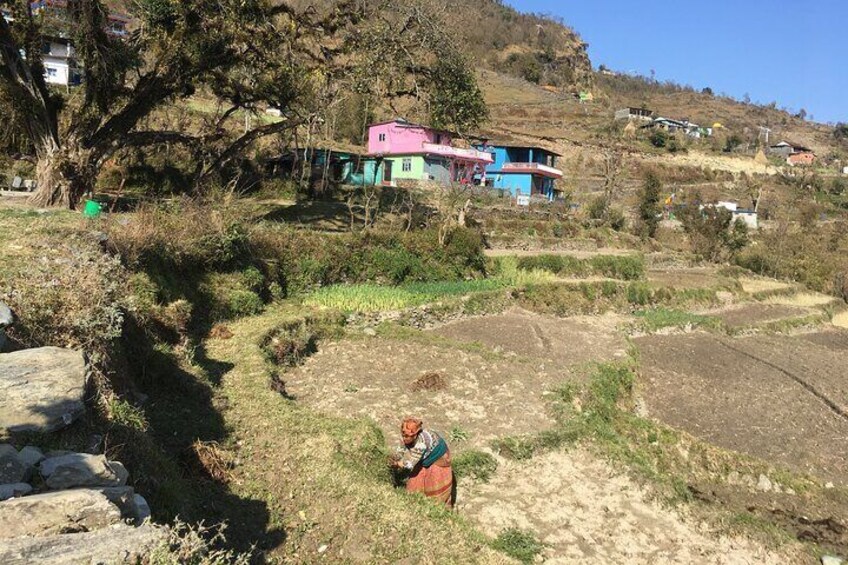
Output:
left=401, top=417, right=423, bottom=442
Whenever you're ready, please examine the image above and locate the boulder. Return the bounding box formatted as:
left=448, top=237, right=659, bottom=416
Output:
left=133, top=494, right=152, bottom=524
left=0, top=523, right=166, bottom=565
left=39, top=453, right=129, bottom=489
left=0, top=347, right=87, bottom=434
left=0, top=444, right=27, bottom=484
left=0, top=489, right=121, bottom=539
left=17, top=446, right=45, bottom=474
left=0, top=483, right=32, bottom=501
left=86, top=486, right=143, bottom=522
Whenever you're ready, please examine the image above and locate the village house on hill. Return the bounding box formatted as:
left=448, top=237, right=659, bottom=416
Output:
left=2, top=0, right=130, bottom=87
left=363, top=119, right=493, bottom=187
left=614, top=107, right=655, bottom=121
left=473, top=142, right=564, bottom=201
left=767, top=141, right=816, bottom=166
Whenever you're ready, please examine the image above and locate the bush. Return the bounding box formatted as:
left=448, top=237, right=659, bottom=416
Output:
left=678, top=201, right=748, bottom=262
left=227, top=290, right=264, bottom=318
left=649, top=129, right=668, bottom=148
left=589, top=255, right=644, bottom=281
left=453, top=450, right=499, bottom=483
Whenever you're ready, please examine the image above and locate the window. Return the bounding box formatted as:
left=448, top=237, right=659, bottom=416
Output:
left=402, top=158, right=412, bottom=172
left=46, top=67, right=58, bottom=78
left=378, top=133, right=386, bottom=142
left=435, top=134, right=442, bottom=144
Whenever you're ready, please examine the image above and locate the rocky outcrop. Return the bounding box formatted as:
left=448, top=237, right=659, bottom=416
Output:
left=0, top=347, right=87, bottom=434
left=0, top=489, right=122, bottom=539
left=0, top=523, right=166, bottom=565
left=39, top=453, right=129, bottom=489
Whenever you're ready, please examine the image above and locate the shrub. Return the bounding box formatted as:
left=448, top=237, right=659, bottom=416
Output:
left=491, top=528, right=545, bottom=564
left=649, top=129, right=668, bottom=148
left=453, top=450, right=498, bottom=483
left=626, top=282, right=652, bottom=305
left=679, top=202, right=748, bottom=262
left=227, top=290, right=264, bottom=318
left=638, top=171, right=663, bottom=239
left=589, top=255, right=644, bottom=281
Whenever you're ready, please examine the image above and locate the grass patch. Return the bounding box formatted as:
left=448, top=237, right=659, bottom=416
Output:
left=491, top=528, right=545, bottom=564
left=508, top=253, right=645, bottom=281
left=635, top=308, right=722, bottom=332
left=303, top=279, right=505, bottom=312
left=453, top=450, right=498, bottom=483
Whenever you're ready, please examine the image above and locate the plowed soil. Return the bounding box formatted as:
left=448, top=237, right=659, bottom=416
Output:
left=285, top=310, right=629, bottom=451
left=707, top=303, right=814, bottom=330
left=635, top=330, right=848, bottom=485
left=460, top=449, right=794, bottom=564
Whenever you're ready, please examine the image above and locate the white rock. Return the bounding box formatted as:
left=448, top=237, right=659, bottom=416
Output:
left=132, top=494, right=151, bottom=525
left=0, top=489, right=122, bottom=539
left=39, top=453, right=128, bottom=489
left=0, top=523, right=166, bottom=564
left=821, top=556, right=844, bottom=565
left=756, top=474, right=773, bottom=492
left=0, top=347, right=86, bottom=433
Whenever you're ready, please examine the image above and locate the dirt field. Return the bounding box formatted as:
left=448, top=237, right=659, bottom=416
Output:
left=431, top=308, right=629, bottom=368
left=635, top=330, right=848, bottom=485
left=484, top=248, right=637, bottom=258
left=460, top=448, right=796, bottom=564
left=705, top=303, right=815, bottom=330
left=286, top=310, right=629, bottom=452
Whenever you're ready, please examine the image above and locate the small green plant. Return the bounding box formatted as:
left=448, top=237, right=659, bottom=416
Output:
left=108, top=398, right=149, bottom=432
left=626, top=282, right=652, bottom=305
left=492, top=436, right=536, bottom=460
left=452, top=450, right=498, bottom=483
left=448, top=426, right=470, bottom=443
left=227, top=290, right=264, bottom=318
left=491, top=528, right=545, bottom=564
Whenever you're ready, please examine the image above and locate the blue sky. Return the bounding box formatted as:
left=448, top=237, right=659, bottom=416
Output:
left=506, top=1, right=847, bottom=124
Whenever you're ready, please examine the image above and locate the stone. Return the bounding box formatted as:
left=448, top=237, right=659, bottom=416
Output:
left=86, top=486, right=136, bottom=519
left=17, top=446, right=45, bottom=471
left=39, top=453, right=129, bottom=489
left=0, top=444, right=28, bottom=484
left=363, top=327, right=377, bottom=337
left=0, top=489, right=122, bottom=539
left=756, top=474, right=773, bottom=492
left=0, top=301, right=13, bottom=329
left=821, top=556, right=844, bottom=565
left=132, top=494, right=151, bottom=525
left=0, top=347, right=87, bottom=434
left=0, top=523, right=166, bottom=564
left=0, top=482, right=32, bottom=500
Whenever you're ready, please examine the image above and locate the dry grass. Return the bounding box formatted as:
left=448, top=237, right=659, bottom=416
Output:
left=410, top=371, right=449, bottom=392
left=764, top=292, right=838, bottom=308
left=739, top=278, right=793, bottom=295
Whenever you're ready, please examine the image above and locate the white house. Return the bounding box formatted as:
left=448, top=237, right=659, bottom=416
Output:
left=42, top=38, right=79, bottom=86
left=710, top=201, right=758, bottom=229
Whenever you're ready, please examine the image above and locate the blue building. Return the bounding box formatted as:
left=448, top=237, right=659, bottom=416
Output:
left=475, top=144, right=564, bottom=200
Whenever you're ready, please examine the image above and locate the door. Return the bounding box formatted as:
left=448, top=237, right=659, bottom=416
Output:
left=383, top=160, right=393, bottom=185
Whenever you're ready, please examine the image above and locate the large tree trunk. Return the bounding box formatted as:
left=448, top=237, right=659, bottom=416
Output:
left=29, top=140, right=96, bottom=210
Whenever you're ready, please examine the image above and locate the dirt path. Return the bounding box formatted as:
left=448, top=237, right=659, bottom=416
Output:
left=636, top=331, right=848, bottom=485
left=460, top=448, right=791, bottom=564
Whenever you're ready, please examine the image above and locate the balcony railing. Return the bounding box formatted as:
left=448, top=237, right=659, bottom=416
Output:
left=422, top=142, right=493, bottom=163
left=501, top=162, right=563, bottom=178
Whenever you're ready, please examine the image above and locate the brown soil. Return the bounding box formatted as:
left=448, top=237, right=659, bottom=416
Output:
left=647, top=268, right=730, bottom=290
left=707, top=304, right=814, bottom=330
left=430, top=308, right=629, bottom=368
left=460, top=448, right=796, bottom=564
left=285, top=310, right=628, bottom=451
left=410, top=372, right=448, bottom=392
left=635, top=331, right=848, bottom=485
left=484, top=248, right=636, bottom=258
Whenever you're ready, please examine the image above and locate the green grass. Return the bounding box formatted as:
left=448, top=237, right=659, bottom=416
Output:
left=510, top=253, right=645, bottom=281
left=635, top=308, right=722, bottom=332
left=303, top=279, right=505, bottom=312
left=452, top=450, right=498, bottom=483
left=491, top=528, right=545, bottom=564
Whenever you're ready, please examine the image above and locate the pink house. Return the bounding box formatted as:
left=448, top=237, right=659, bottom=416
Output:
left=364, top=119, right=492, bottom=186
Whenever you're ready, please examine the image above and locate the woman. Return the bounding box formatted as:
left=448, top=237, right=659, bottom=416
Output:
left=390, top=417, right=453, bottom=507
